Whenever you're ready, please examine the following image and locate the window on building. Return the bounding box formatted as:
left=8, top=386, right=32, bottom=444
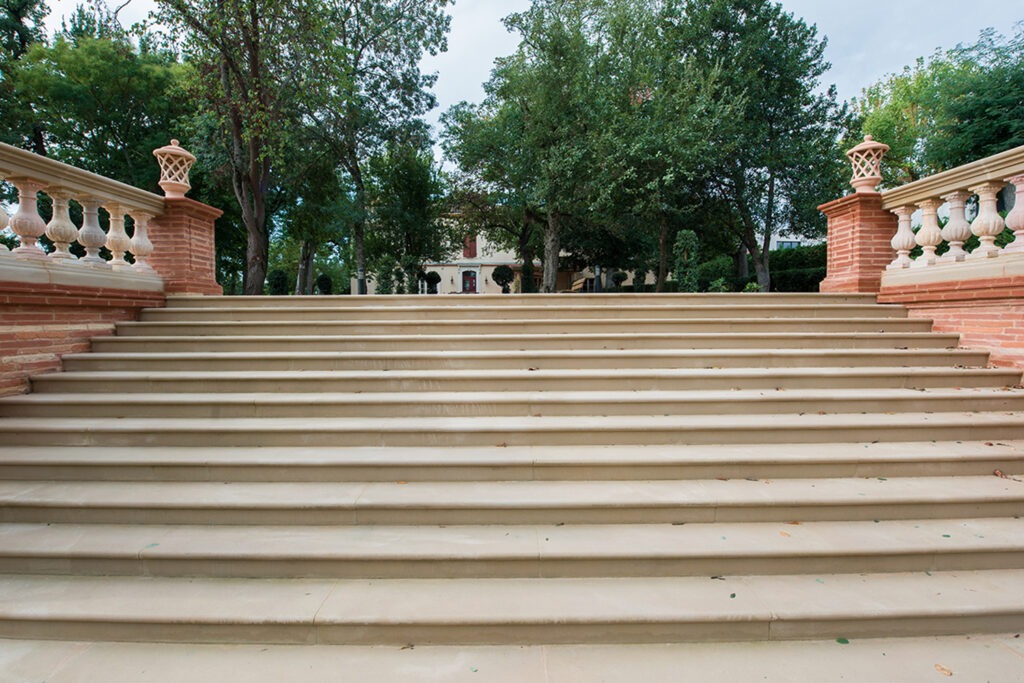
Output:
left=777, top=241, right=801, bottom=250
left=463, top=235, right=478, bottom=259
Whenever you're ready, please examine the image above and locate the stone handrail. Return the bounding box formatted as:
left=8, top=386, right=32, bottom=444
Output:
left=0, top=142, right=165, bottom=216
left=844, top=139, right=1024, bottom=271
left=0, top=141, right=196, bottom=276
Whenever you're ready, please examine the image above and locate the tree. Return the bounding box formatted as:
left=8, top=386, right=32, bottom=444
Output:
left=364, top=136, right=455, bottom=288
left=671, top=0, right=844, bottom=291
left=492, top=264, right=515, bottom=293
left=16, top=27, right=188, bottom=189
left=856, top=25, right=1024, bottom=184
left=303, top=0, right=452, bottom=295
left=442, top=100, right=544, bottom=293
left=499, top=2, right=596, bottom=292
left=1, top=0, right=49, bottom=153
left=157, top=0, right=325, bottom=294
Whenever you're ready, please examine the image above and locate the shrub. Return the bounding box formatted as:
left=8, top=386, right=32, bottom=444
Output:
left=267, top=269, right=289, bottom=295
left=672, top=230, right=700, bottom=292
left=425, top=271, right=442, bottom=294
left=315, top=274, right=333, bottom=295
left=492, top=265, right=515, bottom=294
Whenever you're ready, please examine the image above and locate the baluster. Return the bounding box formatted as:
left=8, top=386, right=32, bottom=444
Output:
left=1002, top=175, right=1024, bottom=254
left=103, top=203, right=132, bottom=271
left=128, top=210, right=155, bottom=273
left=44, top=190, right=80, bottom=260
left=0, top=207, right=10, bottom=255
left=913, top=199, right=943, bottom=267
left=887, top=205, right=916, bottom=270
left=77, top=198, right=107, bottom=266
left=969, top=182, right=1006, bottom=259
left=939, top=191, right=971, bottom=263
left=8, top=178, right=47, bottom=258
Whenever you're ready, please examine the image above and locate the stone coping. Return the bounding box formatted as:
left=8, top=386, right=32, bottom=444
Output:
left=0, top=254, right=164, bottom=292
left=880, top=252, right=1024, bottom=287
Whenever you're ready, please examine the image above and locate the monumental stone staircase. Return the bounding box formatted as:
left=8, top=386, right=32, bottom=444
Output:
left=0, top=293, right=1023, bottom=675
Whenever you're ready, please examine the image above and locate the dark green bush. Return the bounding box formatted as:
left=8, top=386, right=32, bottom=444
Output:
left=315, top=274, right=333, bottom=295
left=267, top=269, right=290, bottom=295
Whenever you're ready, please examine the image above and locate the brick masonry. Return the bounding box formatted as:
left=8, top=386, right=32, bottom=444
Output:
left=149, top=198, right=224, bottom=296
left=879, top=277, right=1024, bottom=369
left=0, top=281, right=166, bottom=396
left=819, top=193, right=896, bottom=294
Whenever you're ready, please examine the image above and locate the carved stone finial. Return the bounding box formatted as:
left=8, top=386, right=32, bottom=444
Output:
left=153, top=139, right=197, bottom=198
left=846, top=135, right=890, bottom=194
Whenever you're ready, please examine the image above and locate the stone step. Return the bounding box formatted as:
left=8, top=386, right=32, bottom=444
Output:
left=3, top=412, right=1024, bottom=448
left=141, top=303, right=908, bottom=322
left=4, top=635, right=1023, bottom=682
left=28, top=367, right=1021, bottom=395
left=0, top=570, right=1020, bottom=644
left=5, top=388, right=1024, bottom=419
left=165, top=293, right=880, bottom=308
left=1, top=518, right=1021, bottom=579
left=0, top=441, right=1020, bottom=482
left=61, top=348, right=992, bottom=373
left=0, top=475, right=1021, bottom=525
left=89, top=331, right=964, bottom=353
left=113, top=317, right=934, bottom=337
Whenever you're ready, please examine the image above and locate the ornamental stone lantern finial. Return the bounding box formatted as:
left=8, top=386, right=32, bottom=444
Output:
left=846, top=135, right=889, bottom=194
left=153, top=139, right=197, bottom=199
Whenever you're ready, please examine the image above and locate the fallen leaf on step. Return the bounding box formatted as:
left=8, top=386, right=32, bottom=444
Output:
left=779, top=531, right=791, bottom=537
left=934, top=664, right=953, bottom=677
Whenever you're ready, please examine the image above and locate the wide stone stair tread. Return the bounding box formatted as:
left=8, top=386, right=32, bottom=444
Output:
left=89, top=330, right=964, bottom=352
left=4, top=411, right=1024, bottom=447
left=0, top=518, right=1021, bottom=579
left=1, top=476, right=1021, bottom=525
left=0, top=570, right=1021, bottom=644
left=59, top=347, right=991, bottom=371
left=26, top=366, right=1023, bottom=395
left=4, top=636, right=1023, bottom=683
left=5, top=387, right=1024, bottom=420
left=112, top=317, right=934, bottom=337
left=138, top=303, right=909, bottom=321
left=164, top=292, right=879, bottom=307
left=1, top=441, right=1020, bottom=481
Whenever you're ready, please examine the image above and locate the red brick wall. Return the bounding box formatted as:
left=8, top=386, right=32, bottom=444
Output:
left=879, top=277, right=1024, bottom=369
left=149, top=198, right=223, bottom=296
left=0, top=281, right=165, bottom=396
left=819, top=193, right=896, bottom=294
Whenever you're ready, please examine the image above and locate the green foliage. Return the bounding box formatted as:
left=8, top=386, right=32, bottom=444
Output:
left=743, top=281, right=761, bottom=293
left=707, top=277, right=731, bottom=293
left=611, top=271, right=628, bottom=289
left=672, top=230, right=700, bottom=293
left=16, top=33, right=187, bottom=189
left=365, top=140, right=453, bottom=283
left=492, top=264, right=515, bottom=293
left=1, top=0, right=49, bottom=150
left=424, top=270, right=441, bottom=294
left=315, top=273, right=333, bottom=295
left=694, top=255, right=734, bottom=292
left=855, top=26, right=1024, bottom=183
left=266, top=269, right=289, bottom=295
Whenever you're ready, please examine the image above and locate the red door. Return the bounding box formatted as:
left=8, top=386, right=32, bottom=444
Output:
left=462, top=271, right=477, bottom=293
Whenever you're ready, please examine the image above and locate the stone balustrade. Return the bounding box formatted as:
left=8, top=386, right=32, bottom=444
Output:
left=0, top=140, right=219, bottom=396
left=878, top=144, right=1024, bottom=271
left=820, top=138, right=1024, bottom=368
left=0, top=141, right=192, bottom=276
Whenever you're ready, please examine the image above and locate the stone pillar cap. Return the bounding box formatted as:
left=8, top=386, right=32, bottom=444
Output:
left=153, top=140, right=197, bottom=199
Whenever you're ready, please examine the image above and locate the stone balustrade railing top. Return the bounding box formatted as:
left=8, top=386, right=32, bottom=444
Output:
left=0, top=140, right=196, bottom=277
left=844, top=137, right=1024, bottom=272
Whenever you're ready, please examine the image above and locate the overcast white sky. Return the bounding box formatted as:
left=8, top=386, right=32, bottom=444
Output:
left=43, top=0, right=1023, bottom=144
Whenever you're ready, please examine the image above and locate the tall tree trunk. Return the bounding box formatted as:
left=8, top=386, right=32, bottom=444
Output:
left=542, top=212, right=560, bottom=293
left=295, top=239, right=315, bottom=294
left=519, top=213, right=541, bottom=294
left=656, top=214, right=670, bottom=293
left=349, top=154, right=368, bottom=295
